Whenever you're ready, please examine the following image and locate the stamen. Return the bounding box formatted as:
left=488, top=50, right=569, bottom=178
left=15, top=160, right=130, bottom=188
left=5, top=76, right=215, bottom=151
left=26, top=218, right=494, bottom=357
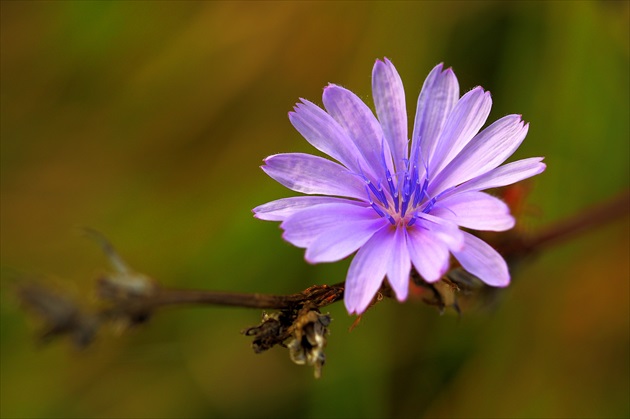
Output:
left=370, top=202, right=386, bottom=218
left=423, top=188, right=457, bottom=216
left=366, top=179, right=388, bottom=208
left=365, top=185, right=394, bottom=225
left=422, top=197, right=438, bottom=213
left=376, top=181, right=389, bottom=209
left=362, top=139, right=453, bottom=227
left=400, top=167, right=413, bottom=217
left=410, top=214, right=430, bottom=230
left=392, top=184, right=399, bottom=213
left=413, top=177, right=429, bottom=207
left=356, top=163, right=388, bottom=209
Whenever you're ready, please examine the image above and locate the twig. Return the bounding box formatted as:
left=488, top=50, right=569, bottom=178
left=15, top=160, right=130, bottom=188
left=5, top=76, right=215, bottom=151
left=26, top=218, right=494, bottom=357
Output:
left=145, top=282, right=345, bottom=310
left=501, top=189, right=629, bottom=259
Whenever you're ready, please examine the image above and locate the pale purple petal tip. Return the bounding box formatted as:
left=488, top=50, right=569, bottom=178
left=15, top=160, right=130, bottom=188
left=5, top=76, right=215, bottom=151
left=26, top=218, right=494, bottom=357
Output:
left=372, top=57, right=408, bottom=170
left=253, top=196, right=365, bottom=221
left=262, top=153, right=365, bottom=199
left=452, top=232, right=510, bottom=287
left=434, top=192, right=515, bottom=232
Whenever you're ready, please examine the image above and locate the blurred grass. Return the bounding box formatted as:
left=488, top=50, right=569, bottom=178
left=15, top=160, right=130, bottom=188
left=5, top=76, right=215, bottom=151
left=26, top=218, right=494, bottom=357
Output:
left=1, top=1, right=628, bottom=418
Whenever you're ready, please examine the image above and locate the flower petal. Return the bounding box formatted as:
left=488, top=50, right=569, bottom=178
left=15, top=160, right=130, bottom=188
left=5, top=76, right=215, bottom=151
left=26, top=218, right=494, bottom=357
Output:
left=450, top=157, right=547, bottom=196
left=452, top=231, right=510, bottom=287
left=430, top=115, right=529, bottom=194
left=372, top=58, right=408, bottom=170
left=411, top=63, right=459, bottom=173
left=289, top=99, right=363, bottom=173
left=322, top=84, right=392, bottom=178
left=430, top=87, right=492, bottom=176
left=280, top=203, right=379, bottom=248
left=413, top=212, right=464, bottom=251
left=253, top=196, right=365, bottom=221
left=344, top=226, right=394, bottom=314
left=433, top=191, right=515, bottom=231
left=305, top=216, right=388, bottom=263
left=406, top=226, right=450, bottom=283
left=386, top=225, right=411, bottom=301
left=262, top=153, right=365, bottom=198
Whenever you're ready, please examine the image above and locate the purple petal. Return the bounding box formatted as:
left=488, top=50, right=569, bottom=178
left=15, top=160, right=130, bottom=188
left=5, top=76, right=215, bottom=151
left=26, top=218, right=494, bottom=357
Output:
left=411, top=63, right=459, bottom=172
left=413, top=212, right=464, bottom=251
left=372, top=58, right=408, bottom=170
left=450, top=157, right=546, bottom=196
left=280, top=203, right=379, bottom=248
left=430, top=87, right=492, bottom=176
left=430, top=115, right=529, bottom=195
left=253, top=196, right=365, bottom=221
left=386, top=225, right=411, bottom=302
left=322, top=84, right=393, bottom=178
left=433, top=191, right=515, bottom=231
left=344, top=226, right=394, bottom=314
left=452, top=231, right=510, bottom=287
left=406, top=226, right=450, bottom=283
left=305, top=215, right=388, bottom=263
left=289, top=99, right=363, bottom=173
left=262, top=153, right=365, bottom=199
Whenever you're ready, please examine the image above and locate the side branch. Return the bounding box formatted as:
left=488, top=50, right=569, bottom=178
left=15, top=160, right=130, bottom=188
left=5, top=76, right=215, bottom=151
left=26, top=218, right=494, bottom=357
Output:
left=501, top=189, right=629, bottom=259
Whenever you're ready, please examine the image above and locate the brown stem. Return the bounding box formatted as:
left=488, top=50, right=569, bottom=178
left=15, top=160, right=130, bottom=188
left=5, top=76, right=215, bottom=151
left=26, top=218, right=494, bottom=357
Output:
left=149, top=288, right=304, bottom=309
left=504, top=189, right=630, bottom=258
left=109, top=282, right=347, bottom=317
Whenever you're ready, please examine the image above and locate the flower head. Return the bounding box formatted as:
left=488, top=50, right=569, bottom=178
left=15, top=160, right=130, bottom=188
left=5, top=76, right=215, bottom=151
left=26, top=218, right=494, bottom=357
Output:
left=254, top=59, right=545, bottom=314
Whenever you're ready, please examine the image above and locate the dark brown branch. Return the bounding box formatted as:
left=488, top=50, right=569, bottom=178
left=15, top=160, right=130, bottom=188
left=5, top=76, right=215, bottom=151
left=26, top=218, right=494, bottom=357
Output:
left=123, top=282, right=345, bottom=312
left=150, top=288, right=304, bottom=309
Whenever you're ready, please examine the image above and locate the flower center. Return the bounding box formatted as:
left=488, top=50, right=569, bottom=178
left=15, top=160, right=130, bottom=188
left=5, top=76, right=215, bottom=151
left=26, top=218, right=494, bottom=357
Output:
left=361, top=149, right=436, bottom=227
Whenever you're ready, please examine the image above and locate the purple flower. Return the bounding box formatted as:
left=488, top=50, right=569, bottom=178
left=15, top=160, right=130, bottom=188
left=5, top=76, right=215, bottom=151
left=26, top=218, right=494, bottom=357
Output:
left=254, top=59, right=545, bottom=315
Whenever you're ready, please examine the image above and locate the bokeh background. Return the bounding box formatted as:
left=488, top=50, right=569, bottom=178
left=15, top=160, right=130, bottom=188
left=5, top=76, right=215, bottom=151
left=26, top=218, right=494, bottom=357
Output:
left=1, top=1, right=628, bottom=418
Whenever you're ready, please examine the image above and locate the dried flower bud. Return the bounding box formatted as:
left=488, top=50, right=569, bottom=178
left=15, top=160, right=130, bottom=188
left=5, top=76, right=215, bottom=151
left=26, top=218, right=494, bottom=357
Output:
left=242, top=311, right=286, bottom=354
left=287, top=310, right=330, bottom=379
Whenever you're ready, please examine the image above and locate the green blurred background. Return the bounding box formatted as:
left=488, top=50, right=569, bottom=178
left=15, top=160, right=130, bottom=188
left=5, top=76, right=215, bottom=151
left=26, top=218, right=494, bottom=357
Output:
left=1, top=1, right=628, bottom=418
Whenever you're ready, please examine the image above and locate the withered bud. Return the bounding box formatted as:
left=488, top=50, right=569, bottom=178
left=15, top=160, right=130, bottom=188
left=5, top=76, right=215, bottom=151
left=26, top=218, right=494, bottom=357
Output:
left=411, top=268, right=474, bottom=314
left=287, top=310, right=330, bottom=379
left=242, top=311, right=287, bottom=354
